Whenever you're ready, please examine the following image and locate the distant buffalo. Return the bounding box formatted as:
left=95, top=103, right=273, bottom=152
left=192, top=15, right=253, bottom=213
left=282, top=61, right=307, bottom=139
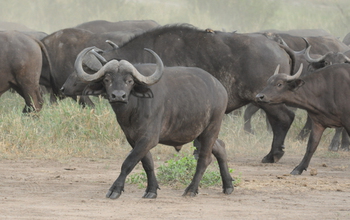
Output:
left=74, top=19, right=159, bottom=34
left=257, top=63, right=350, bottom=174
left=0, top=31, right=48, bottom=113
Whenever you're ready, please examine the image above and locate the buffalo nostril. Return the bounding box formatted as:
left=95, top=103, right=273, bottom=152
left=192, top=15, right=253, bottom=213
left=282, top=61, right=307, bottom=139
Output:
left=256, top=93, right=264, bottom=101
left=111, top=90, right=127, bottom=101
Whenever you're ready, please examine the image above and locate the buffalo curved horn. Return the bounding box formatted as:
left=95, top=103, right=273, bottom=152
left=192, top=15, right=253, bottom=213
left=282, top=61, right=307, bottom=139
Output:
left=292, top=37, right=309, bottom=55
left=106, top=40, right=119, bottom=49
left=286, top=63, right=303, bottom=81
left=342, top=51, right=350, bottom=63
left=304, top=45, right=327, bottom=63
left=119, top=48, right=164, bottom=85
left=279, top=37, right=289, bottom=48
left=91, top=49, right=107, bottom=65
left=75, top=47, right=119, bottom=82
left=273, top=64, right=280, bottom=75
left=345, top=55, right=350, bottom=63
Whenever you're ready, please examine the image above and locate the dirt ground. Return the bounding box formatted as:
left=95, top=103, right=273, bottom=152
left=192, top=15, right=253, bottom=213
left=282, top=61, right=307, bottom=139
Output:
left=0, top=154, right=349, bottom=220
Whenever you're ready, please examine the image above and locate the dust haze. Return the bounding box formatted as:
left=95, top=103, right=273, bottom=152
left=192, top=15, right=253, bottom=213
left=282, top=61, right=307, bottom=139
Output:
left=0, top=0, right=349, bottom=38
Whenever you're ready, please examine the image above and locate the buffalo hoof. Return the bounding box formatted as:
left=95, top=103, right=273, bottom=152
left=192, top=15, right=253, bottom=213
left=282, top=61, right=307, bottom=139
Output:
left=223, top=187, right=234, bottom=195
left=342, top=147, right=350, bottom=151
left=328, top=144, right=339, bottom=152
left=142, top=192, right=157, bottom=199
left=290, top=167, right=304, bottom=175
left=106, top=190, right=122, bottom=199
left=261, top=150, right=285, bottom=163
left=193, top=149, right=199, bottom=160
left=182, top=191, right=197, bottom=197
left=244, top=127, right=255, bottom=135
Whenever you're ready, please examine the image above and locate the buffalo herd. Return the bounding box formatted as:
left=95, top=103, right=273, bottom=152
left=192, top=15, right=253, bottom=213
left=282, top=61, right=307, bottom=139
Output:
left=1, top=20, right=350, bottom=199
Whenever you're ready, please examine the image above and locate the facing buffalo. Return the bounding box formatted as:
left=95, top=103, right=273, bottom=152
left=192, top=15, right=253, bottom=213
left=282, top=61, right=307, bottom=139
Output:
left=74, top=47, right=233, bottom=199
left=64, top=24, right=295, bottom=164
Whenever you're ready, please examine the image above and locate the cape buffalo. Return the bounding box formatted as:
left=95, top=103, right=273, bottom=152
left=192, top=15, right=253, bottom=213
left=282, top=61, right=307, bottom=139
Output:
left=303, top=48, right=350, bottom=151
left=256, top=63, right=350, bottom=175
left=258, top=29, right=333, bottom=37
left=0, top=21, right=48, bottom=40
left=0, top=21, right=33, bottom=31
left=64, top=24, right=295, bottom=164
left=74, top=47, right=233, bottom=199
left=243, top=32, right=350, bottom=136
left=0, top=31, right=46, bottom=113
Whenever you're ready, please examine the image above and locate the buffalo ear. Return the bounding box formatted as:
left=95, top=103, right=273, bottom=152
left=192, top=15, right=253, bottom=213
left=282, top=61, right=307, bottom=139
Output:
left=131, top=84, right=154, bottom=98
left=83, top=82, right=106, bottom=96
left=287, top=79, right=305, bottom=91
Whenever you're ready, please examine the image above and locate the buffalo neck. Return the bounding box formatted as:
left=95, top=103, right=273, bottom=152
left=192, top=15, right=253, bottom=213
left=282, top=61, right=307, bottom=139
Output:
left=109, top=95, right=146, bottom=127
left=281, top=71, right=333, bottom=115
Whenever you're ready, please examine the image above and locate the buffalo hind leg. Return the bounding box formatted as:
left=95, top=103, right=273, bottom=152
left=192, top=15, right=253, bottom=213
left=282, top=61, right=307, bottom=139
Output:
left=291, top=121, right=325, bottom=175
left=297, top=115, right=312, bottom=141
left=211, top=139, right=234, bottom=194
left=10, top=83, right=43, bottom=113
left=192, top=138, right=233, bottom=194
left=328, top=127, right=342, bottom=151
left=183, top=135, right=216, bottom=197
left=243, top=103, right=260, bottom=134
left=260, top=104, right=295, bottom=163
left=341, top=128, right=350, bottom=151
left=22, top=89, right=43, bottom=113
left=10, top=68, right=43, bottom=113
left=328, top=127, right=349, bottom=151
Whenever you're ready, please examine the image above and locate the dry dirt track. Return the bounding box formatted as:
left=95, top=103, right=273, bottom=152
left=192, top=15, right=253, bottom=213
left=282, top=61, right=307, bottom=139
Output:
left=0, top=155, right=349, bottom=220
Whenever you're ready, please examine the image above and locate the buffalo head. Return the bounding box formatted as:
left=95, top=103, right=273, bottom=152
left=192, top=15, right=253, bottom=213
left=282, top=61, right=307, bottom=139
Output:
left=61, top=47, right=106, bottom=97
left=305, top=46, right=350, bottom=72
left=74, top=47, right=164, bottom=103
left=256, top=64, right=303, bottom=104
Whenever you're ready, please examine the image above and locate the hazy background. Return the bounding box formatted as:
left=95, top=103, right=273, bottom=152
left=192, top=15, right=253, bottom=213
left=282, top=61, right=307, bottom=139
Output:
left=0, top=0, right=349, bottom=39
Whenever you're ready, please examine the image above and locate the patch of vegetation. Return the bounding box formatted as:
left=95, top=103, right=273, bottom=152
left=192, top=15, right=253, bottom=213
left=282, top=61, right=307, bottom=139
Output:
left=127, top=150, right=241, bottom=189
left=127, top=170, right=148, bottom=189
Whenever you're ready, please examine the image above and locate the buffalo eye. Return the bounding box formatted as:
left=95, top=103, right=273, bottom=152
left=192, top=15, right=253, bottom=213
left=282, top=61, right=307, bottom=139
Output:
left=103, top=76, right=111, bottom=84
left=126, top=79, right=134, bottom=84
left=277, top=83, right=282, bottom=87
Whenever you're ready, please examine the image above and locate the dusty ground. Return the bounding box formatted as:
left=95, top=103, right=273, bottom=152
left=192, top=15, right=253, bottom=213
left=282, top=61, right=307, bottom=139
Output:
left=0, top=154, right=349, bottom=220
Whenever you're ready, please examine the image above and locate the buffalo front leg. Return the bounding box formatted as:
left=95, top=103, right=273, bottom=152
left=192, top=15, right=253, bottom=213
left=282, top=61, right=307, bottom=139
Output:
left=291, top=121, right=325, bottom=175
left=261, top=104, right=295, bottom=163
left=141, top=152, right=160, bottom=199
left=106, top=141, right=156, bottom=199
